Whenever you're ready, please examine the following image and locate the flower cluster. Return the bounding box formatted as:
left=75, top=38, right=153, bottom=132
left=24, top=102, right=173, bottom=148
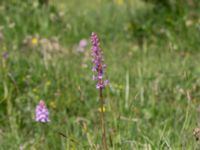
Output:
left=91, top=32, right=109, bottom=89
left=35, top=100, right=50, bottom=123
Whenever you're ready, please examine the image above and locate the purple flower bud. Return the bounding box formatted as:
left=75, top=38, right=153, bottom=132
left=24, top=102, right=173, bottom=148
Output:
left=35, top=100, right=50, bottom=123
left=98, top=75, right=103, bottom=80
left=90, top=32, right=109, bottom=89
left=96, top=82, right=105, bottom=89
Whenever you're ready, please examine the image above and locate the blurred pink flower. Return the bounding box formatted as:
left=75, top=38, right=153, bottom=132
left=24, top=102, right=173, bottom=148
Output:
left=35, top=100, right=50, bottom=123
left=77, top=39, right=88, bottom=52
left=79, top=39, right=87, bottom=48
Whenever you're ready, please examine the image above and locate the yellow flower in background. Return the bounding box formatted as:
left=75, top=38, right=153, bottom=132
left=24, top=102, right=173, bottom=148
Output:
left=115, top=0, right=124, bottom=6
left=98, top=106, right=106, bottom=112
left=46, top=81, right=51, bottom=86
left=185, top=20, right=193, bottom=27
left=31, top=37, right=38, bottom=45
left=33, top=88, right=38, bottom=93
left=50, top=101, right=56, bottom=109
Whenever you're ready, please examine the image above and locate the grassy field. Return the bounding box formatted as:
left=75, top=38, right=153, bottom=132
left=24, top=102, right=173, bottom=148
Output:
left=0, top=0, right=200, bottom=149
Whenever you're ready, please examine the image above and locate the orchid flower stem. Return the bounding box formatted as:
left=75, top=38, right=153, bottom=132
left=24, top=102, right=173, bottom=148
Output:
left=99, top=88, right=108, bottom=150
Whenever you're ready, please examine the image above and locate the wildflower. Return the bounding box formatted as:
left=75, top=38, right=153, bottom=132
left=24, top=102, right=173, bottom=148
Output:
left=31, top=37, right=38, bottom=45
left=45, top=81, right=51, bottom=86
left=35, top=100, right=50, bottom=123
left=115, top=0, right=124, bottom=6
left=50, top=101, right=56, bottom=109
left=185, top=19, right=193, bottom=27
left=77, top=39, right=88, bottom=52
left=79, top=39, right=87, bottom=48
left=90, top=32, right=109, bottom=89
left=91, top=32, right=109, bottom=150
left=98, top=106, right=106, bottom=112
left=32, top=88, right=38, bottom=93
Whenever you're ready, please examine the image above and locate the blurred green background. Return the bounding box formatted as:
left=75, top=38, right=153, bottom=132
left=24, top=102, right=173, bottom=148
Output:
left=0, top=0, right=200, bottom=149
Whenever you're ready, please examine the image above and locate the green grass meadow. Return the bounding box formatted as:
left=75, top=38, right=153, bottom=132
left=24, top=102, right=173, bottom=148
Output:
left=0, top=0, right=200, bottom=149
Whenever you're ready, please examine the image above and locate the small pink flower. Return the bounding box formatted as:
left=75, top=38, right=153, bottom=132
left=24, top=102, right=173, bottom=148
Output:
left=79, top=39, right=87, bottom=48
left=35, top=100, right=50, bottom=123
left=77, top=39, right=88, bottom=52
